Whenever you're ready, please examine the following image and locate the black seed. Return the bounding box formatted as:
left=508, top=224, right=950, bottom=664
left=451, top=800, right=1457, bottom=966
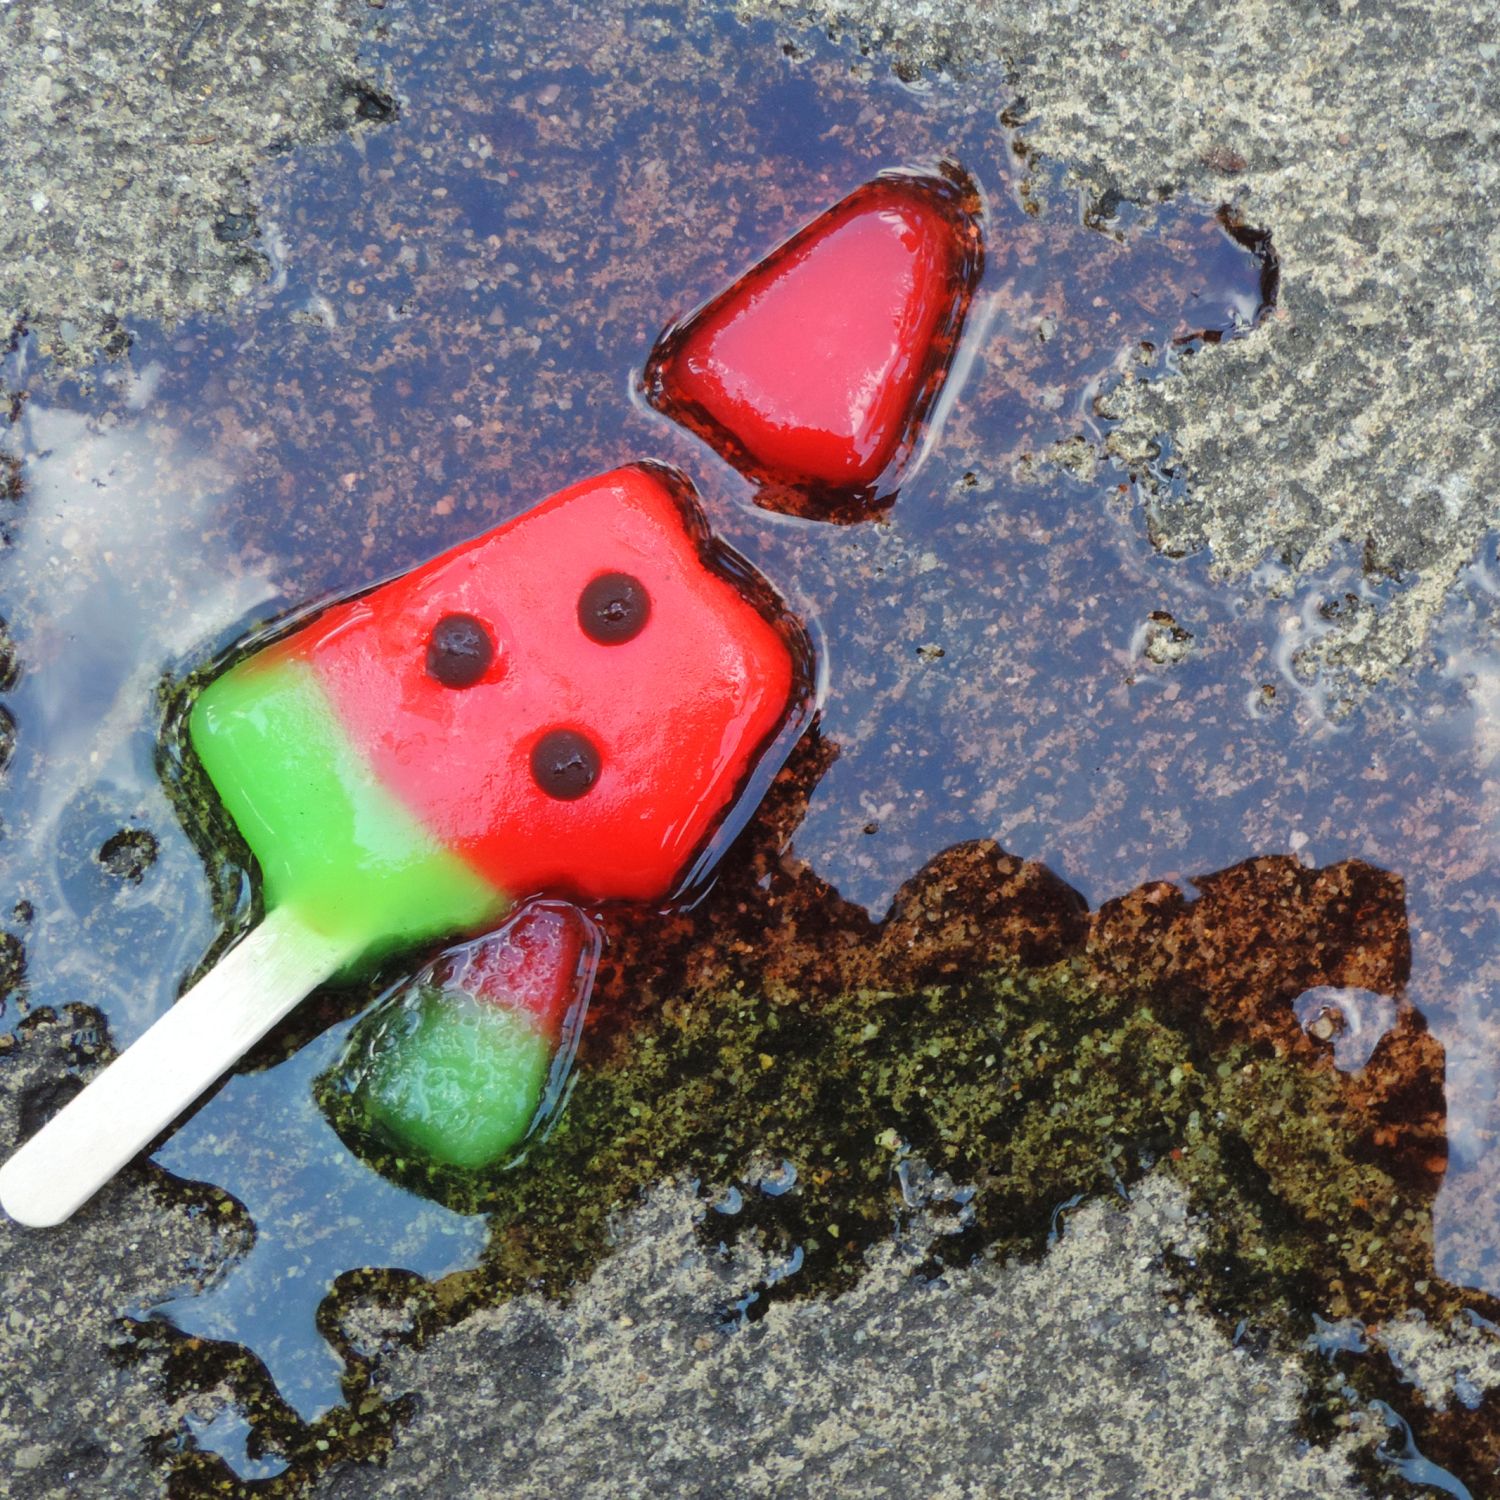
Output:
left=578, top=572, right=650, bottom=644
left=530, top=729, right=601, bottom=800
left=427, top=613, right=495, bottom=687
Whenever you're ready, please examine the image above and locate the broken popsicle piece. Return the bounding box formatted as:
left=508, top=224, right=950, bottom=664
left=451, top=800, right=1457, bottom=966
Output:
left=332, top=901, right=600, bottom=1170
left=644, top=168, right=984, bottom=519
left=0, top=464, right=810, bottom=1226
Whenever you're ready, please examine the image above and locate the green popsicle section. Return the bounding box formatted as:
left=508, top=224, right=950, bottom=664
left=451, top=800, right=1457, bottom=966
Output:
left=353, top=989, right=555, bottom=1168
left=190, top=653, right=506, bottom=959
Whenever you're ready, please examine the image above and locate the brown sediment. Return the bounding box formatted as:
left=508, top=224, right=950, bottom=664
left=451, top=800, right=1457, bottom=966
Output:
left=1089, top=856, right=1411, bottom=1022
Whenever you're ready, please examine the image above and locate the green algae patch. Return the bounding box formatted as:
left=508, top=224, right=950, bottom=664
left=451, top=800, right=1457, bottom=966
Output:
left=158, top=843, right=1472, bottom=1496
left=323, top=955, right=1202, bottom=1307
left=311, top=848, right=1440, bottom=1347
left=499, top=964, right=1205, bottom=1291
left=322, top=931, right=1435, bottom=1344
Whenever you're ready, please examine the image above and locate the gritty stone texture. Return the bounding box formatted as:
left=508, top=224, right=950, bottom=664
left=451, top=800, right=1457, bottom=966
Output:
left=0, top=0, right=389, bottom=365
left=316, top=1174, right=1379, bottom=1499
left=0, top=1009, right=248, bottom=1500
left=1, top=1, right=1494, bottom=1496
left=746, top=0, right=1500, bottom=703
left=1377, top=1312, right=1500, bottom=1416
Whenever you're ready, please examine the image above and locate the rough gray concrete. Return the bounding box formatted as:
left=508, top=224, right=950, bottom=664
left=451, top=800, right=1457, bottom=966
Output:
left=0, top=1009, right=250, bottom=1500
left=0, top=0, right=388, bottom=366
left=317, top=1174, right=1382, bottom=1500
left=1378, top=1311, right=1500, bottom=1415
left=747, top=0, right=1500, bottom=705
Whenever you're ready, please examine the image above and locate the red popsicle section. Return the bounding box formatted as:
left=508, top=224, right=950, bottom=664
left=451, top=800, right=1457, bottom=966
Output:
left=645, top=170, right=983, bottom=515
left=460, top=901, right=596, bottom=1042
left=283, top=465, right=804, bottom=906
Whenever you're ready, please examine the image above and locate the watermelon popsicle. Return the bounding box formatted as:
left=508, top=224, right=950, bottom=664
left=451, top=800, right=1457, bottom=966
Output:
left=0, top=464, right=811, bottom=1225
left=334, top=901, right=601, bottom=1172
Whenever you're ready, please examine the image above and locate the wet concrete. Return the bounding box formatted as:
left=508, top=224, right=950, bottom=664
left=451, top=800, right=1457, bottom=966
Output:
left=0, top=1009, right=250, bottom=1500
left=315, top=1174, right=1378, bottom=1500
left=0, top=0, right=391, bottom=367
left=748, top=0, right=1500, bottom=706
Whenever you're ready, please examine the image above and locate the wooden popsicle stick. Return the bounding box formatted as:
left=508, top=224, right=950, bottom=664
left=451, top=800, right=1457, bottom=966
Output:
left=0, top=907, right=356, bottom=1228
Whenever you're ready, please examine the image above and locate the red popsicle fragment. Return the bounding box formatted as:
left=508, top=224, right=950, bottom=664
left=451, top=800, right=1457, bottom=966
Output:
left=336, top=901, right=603, bottom=1169
left=645, top=170, right=983, bottom=517
left=461, top=901, right=596, bottom=1042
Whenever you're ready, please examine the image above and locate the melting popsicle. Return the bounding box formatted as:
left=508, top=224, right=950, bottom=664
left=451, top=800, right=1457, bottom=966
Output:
left=644, top=167, right=984, bottom=519
left=192, top=463, right=801, bottom=937
left=333, top=901, right=600, bottom=1171
left=0, top=464, right=809, bottom=1224
left=1, top=166, right=987, bottom=1223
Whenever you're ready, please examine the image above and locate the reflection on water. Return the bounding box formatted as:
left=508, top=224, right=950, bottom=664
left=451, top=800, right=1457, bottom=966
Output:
left=0, top=374, right=274, bottom=1045
left=147, top=1023, right=488, bottom=1421
left=1, top=0, right=1499, bottom=1490
left=176, top=1403, right=290, bottom=1485
left=1293, top=986, right=1399, bottom=1073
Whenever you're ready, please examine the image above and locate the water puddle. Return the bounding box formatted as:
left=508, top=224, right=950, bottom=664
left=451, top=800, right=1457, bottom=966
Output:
left=2, top=0, right=1497, bottom=1492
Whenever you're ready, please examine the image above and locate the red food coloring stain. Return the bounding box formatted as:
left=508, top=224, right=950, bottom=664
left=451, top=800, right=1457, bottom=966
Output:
left=645, top=167, right=984, bottom=522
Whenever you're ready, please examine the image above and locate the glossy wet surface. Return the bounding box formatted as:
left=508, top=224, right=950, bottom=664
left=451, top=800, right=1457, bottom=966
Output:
left=1, top=0, right=1497, bottom=1493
